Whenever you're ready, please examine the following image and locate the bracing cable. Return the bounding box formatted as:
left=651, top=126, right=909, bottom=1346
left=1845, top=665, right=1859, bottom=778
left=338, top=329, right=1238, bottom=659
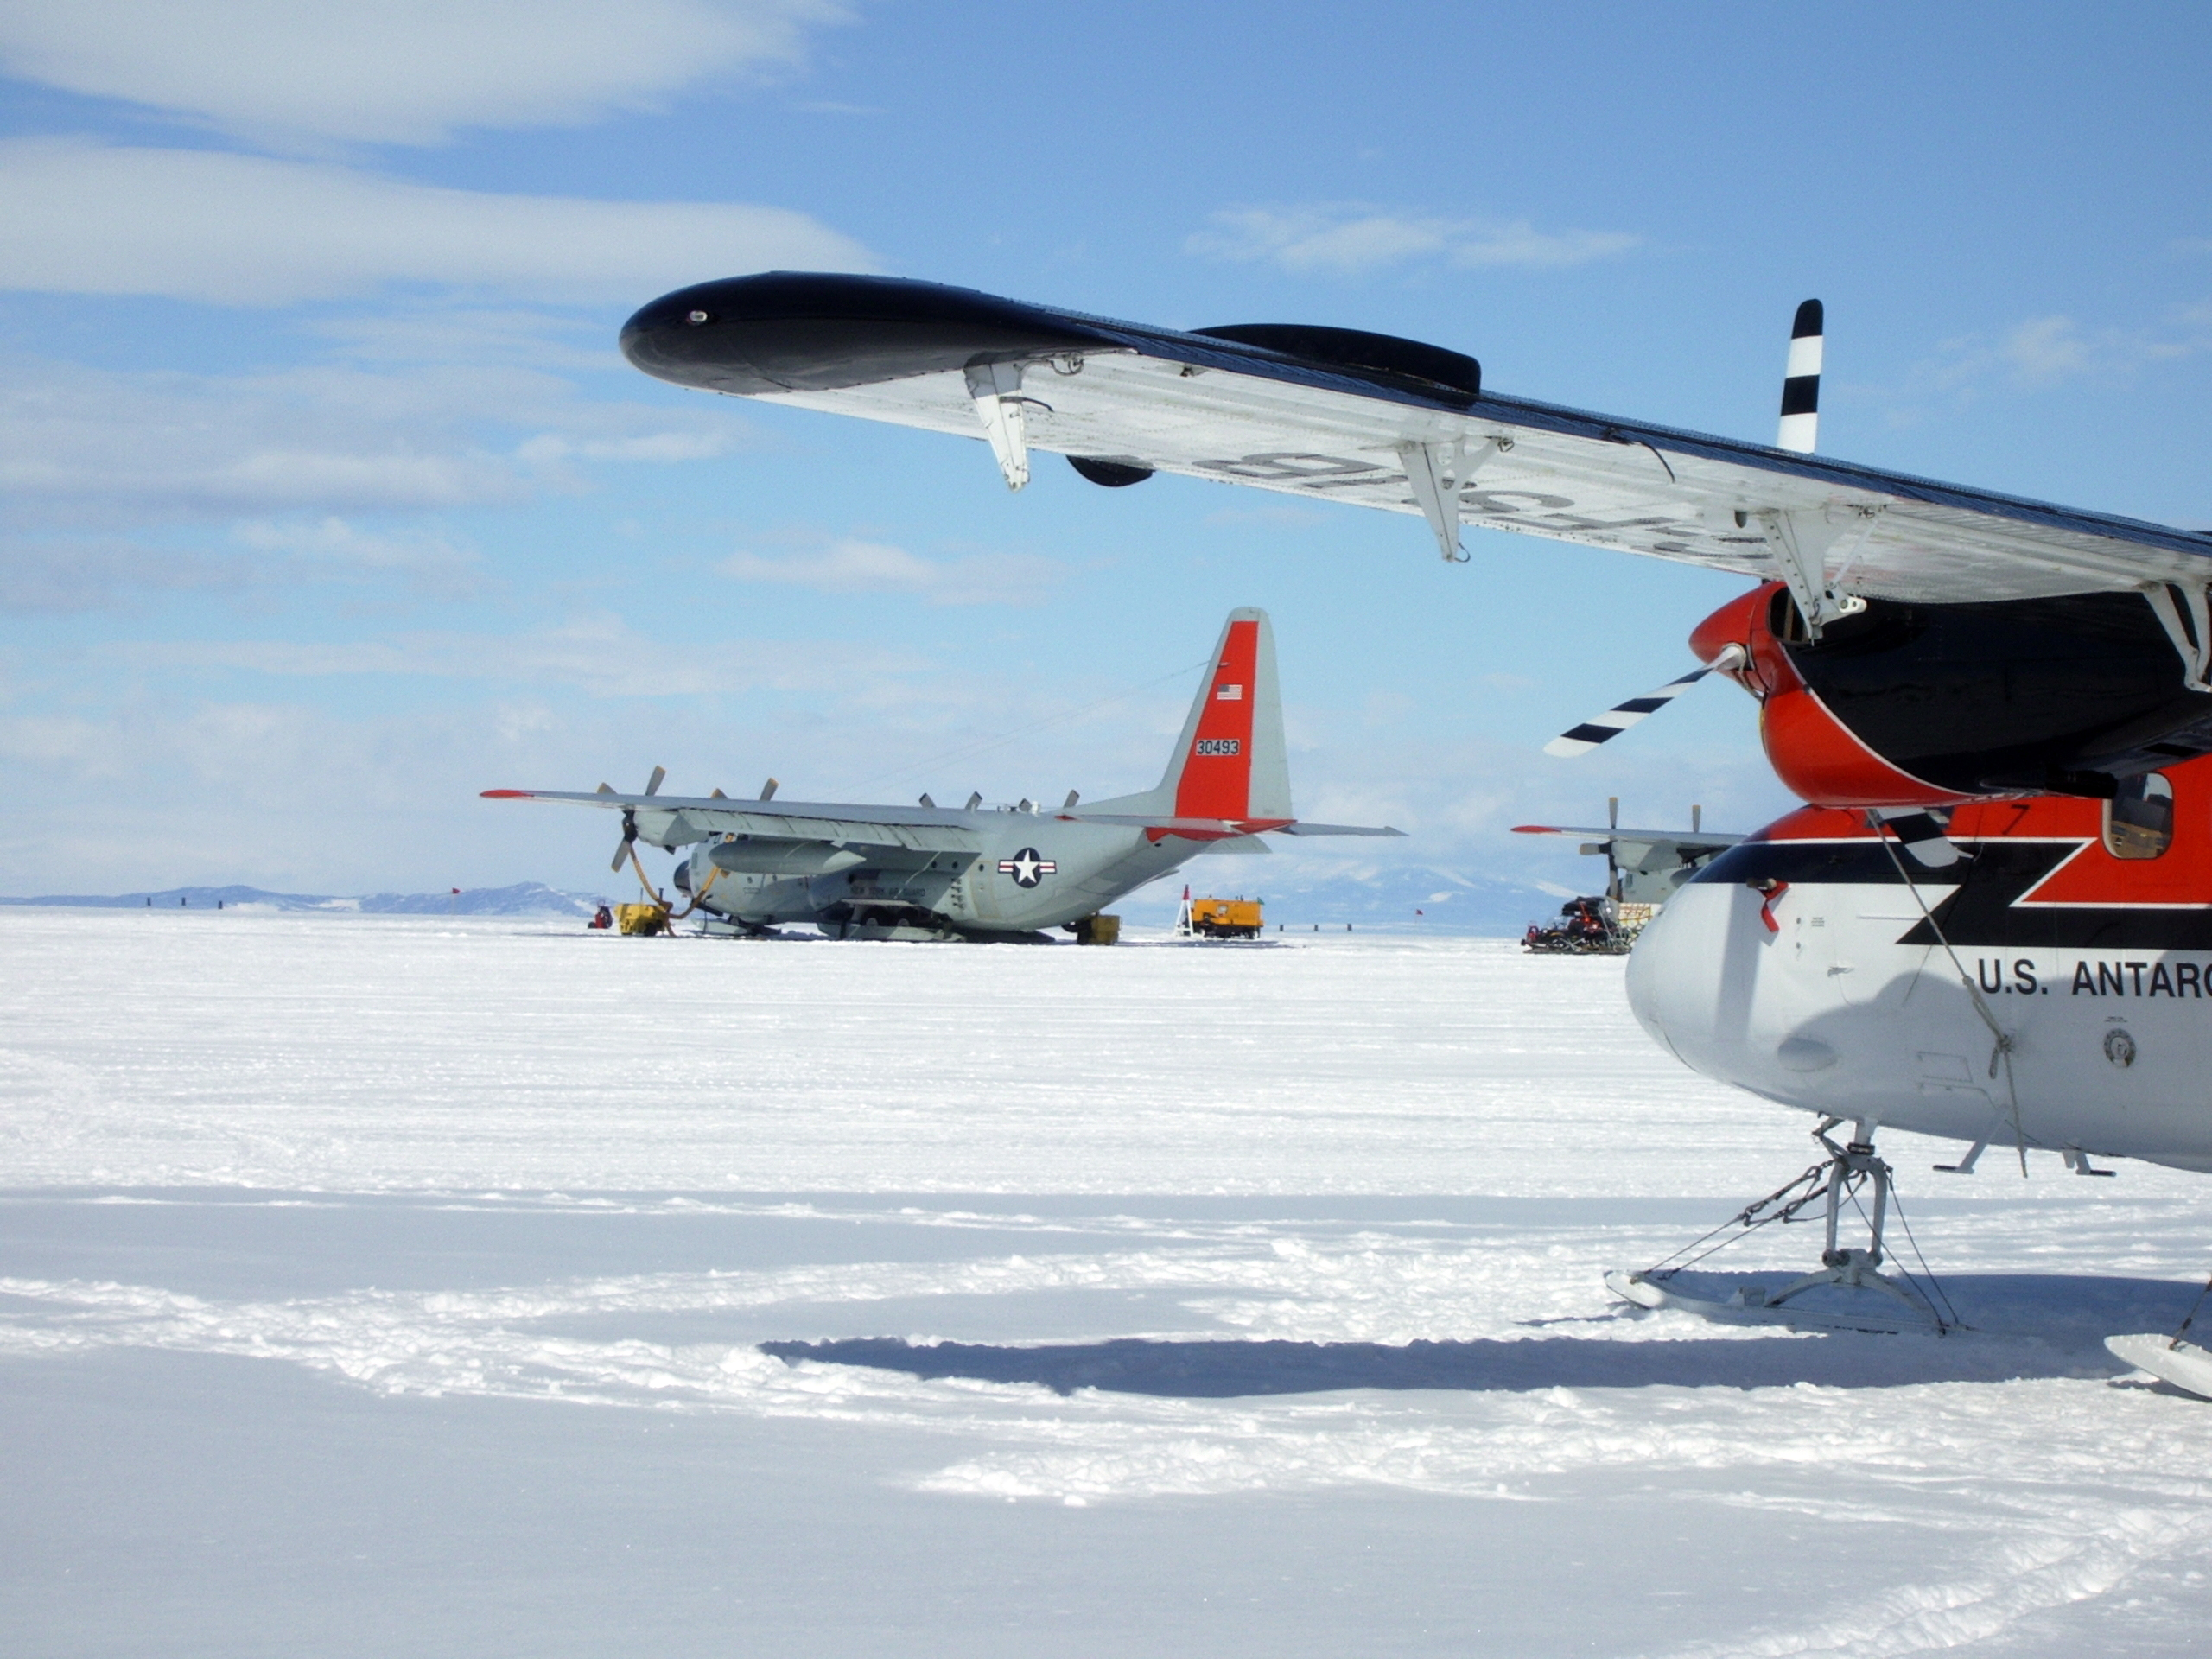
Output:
left=1842, top=1179, right=1958, bottom=1333
left=2167, top=1272, right=2212, bottom=1351
left=1885, top=1184, right=1964, bottom=1331
left=1869, top=815, right=2030, bottom=1176
left=1637, top=1159, right=1837, bottom=1279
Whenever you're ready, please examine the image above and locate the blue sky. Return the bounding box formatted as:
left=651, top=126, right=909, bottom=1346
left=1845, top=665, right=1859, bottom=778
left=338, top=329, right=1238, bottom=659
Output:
left=3, top=3, right=2209, bottom=901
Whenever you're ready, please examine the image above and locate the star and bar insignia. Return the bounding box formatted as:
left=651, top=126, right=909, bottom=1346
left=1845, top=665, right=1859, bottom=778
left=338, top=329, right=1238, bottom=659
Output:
left=997, top=847, right=1057, bottom=887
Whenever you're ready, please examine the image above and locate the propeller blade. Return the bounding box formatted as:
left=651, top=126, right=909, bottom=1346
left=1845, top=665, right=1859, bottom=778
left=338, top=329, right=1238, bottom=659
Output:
left=1777, top=298, right=1823, bottom=454
left=610, top=807, right=639, bottom=872
left=1873, top=809, right=1962, bottom=869
left=1543, top=646, right=1745, bottom=759
left=645, top=766, right=666, bottom=797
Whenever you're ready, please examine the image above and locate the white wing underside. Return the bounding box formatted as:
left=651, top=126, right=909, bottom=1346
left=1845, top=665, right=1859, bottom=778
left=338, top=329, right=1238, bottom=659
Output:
left=755, top=354, right=2210, bottom=604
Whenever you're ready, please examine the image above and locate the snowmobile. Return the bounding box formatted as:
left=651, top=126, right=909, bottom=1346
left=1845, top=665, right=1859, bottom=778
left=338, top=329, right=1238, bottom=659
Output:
left=1522, top=895, right=1629, bottom=956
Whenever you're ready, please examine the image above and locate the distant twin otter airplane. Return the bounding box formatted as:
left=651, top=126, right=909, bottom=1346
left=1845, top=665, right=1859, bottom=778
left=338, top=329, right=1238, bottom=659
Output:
left=485, top=608, right=1399, bottom=941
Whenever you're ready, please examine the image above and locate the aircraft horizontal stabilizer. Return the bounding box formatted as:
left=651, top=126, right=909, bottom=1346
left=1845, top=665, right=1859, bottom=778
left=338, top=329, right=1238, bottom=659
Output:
left=1512, top=823, right=1743, bottom=853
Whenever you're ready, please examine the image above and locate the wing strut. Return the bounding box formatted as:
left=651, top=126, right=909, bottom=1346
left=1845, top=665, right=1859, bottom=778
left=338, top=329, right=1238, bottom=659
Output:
left=1396, top=435, right=1503, bottom=562
left=1758, top=507, right=1876, bottom=639
left=2143, top=582, right=2212, bottom=694
left=966, top=359, right=1033, bottom=490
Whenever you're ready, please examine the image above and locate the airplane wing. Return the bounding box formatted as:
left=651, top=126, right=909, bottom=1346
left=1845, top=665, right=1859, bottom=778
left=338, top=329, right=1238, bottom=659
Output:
left=483, top=788, right=982, bottom=853
left=1055, top=812, right=1403, bottom=838
left=1511, top=823, right=1744, bottom=855
left=622, top=273, right=2212, bottom=606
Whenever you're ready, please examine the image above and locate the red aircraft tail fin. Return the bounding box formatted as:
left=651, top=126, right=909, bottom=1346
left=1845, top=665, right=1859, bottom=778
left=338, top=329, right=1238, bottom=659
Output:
left=1154, top=608, right=1289, bottom=822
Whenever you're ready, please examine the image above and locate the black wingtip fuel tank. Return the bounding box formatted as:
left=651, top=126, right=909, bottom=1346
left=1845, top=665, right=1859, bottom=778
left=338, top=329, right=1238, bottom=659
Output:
left=620, top=272, right=1109, bottom=397
left=620, top=271, right=1482, bottom=409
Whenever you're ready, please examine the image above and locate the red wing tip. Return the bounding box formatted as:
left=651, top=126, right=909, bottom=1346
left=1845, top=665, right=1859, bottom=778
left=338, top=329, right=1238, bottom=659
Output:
left=1510, top=823, right=1564, bottom=835
left=480, top=789, right=532, bottom=798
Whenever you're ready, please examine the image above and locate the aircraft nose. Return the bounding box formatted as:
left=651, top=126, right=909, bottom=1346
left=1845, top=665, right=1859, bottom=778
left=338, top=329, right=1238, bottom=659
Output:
left=1622, top=884, right=1740, bottom=1065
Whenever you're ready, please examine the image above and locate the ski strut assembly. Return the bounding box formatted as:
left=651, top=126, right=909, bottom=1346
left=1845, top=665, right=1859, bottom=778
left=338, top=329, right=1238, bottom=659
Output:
left=1605, top=1117, right=1960, bottom=1335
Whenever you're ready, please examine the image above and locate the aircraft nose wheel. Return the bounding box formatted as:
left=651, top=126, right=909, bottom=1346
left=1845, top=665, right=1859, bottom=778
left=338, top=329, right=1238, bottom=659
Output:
left=1606, top=1116, right=1962, bottom=1335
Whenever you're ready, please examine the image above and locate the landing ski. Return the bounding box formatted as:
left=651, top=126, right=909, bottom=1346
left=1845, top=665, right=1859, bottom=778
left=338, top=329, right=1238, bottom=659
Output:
left=2106, top=1333, right=2212, bottom=1400
left=1606, top=1268, right=1948, bottom=1337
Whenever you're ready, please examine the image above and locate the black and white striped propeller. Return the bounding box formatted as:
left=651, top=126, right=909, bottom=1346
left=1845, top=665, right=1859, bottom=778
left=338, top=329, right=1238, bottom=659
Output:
left=1541, top=296, right=1962, bottom=872
left=1541, top=653, right=1961, bottom=869
left=1542, top=647, right=1745, bottom=759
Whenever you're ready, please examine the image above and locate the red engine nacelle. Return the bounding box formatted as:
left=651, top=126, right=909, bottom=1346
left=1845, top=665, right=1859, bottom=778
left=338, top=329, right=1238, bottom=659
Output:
left=1690, top=582, right=1973, bottom=810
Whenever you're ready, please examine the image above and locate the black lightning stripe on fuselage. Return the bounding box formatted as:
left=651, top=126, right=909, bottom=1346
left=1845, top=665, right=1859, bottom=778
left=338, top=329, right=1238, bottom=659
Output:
left=1691, top=838, right=2212, bottom=950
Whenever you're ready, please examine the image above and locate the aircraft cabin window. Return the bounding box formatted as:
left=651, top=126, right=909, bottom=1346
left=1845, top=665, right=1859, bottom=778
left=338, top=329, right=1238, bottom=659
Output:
left=2103, top=772, right=2174, bottom=861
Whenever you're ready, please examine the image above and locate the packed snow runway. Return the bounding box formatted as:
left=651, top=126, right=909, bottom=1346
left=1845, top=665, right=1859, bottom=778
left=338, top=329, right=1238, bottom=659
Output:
left=6, top=911, right=2212, bottom=1655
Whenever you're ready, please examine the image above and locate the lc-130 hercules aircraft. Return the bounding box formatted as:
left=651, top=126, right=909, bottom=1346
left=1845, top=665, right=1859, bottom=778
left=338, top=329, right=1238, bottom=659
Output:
left=608, top=270, right=2212, bottom=1382
left=486, top=608, right=1397, bottom=943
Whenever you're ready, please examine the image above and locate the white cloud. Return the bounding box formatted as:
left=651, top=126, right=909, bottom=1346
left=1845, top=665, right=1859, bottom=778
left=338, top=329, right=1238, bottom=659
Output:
left=113, top=617, right=929, bottom=701
left=1897, top=302, right=2212, bottom=407
left=0, top=538, right=248, bottom=613
left=0, top=140, right=876, bottom=306
left=720, top=537, right=1068, bottom=606
left=1187, top=205, right=1637, bottom=276
left=0, top=346, right=745, bottom=533
left=232, top=518, right=486, bottom=598
left=0, top=518, right=484, bottom=613
left=1999, top=315, right=2093, bottom=384
left=0, top=1, right=846, bottom=148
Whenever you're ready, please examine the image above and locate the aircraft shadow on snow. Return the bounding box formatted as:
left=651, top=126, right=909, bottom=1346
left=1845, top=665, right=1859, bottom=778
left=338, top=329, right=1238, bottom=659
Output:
left=760, top=1274, right=2202, bottom=1396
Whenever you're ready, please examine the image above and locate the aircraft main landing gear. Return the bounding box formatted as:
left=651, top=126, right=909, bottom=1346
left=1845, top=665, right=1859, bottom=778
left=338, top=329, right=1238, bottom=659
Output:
left=1606, top=1117, right=1960, bottom=1334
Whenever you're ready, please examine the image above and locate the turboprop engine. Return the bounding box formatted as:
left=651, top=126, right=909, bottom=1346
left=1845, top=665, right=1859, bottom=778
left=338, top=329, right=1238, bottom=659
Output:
left=1688, top=582, right=2212, bottom=808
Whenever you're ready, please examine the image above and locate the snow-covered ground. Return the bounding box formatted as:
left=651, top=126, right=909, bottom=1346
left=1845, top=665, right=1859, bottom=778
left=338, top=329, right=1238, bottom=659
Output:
left=5, top=909, right=2212, bottom=1656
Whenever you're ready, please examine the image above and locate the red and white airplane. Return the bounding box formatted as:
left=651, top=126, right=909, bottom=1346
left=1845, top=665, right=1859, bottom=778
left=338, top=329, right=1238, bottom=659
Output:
left=613, top=273, right=2212, bottom=1380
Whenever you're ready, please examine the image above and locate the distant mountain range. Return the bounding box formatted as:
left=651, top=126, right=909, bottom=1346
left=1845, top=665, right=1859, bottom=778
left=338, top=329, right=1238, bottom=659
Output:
left=3, top=868, right=1592, bottom=936
left=1, top=882, right=606, bottom=917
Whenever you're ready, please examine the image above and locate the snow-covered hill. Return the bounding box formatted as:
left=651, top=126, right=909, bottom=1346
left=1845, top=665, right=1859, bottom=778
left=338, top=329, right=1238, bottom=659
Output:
left=0, top=881, right=605, bottom=916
